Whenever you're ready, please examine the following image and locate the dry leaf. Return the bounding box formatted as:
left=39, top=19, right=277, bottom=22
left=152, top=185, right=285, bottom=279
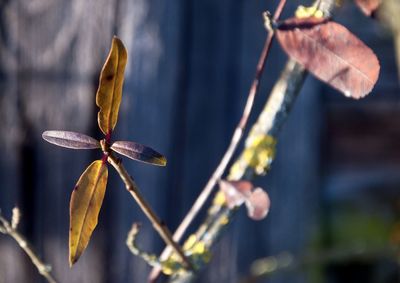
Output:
left=96, top=36, right=128, bottom=136
left=69, top=160, right=108, bottom=266
left=42, top=131, right=100, bottom=149
left=276, top=17, right=380, bottom=99
left=111, top=141, right=167, bottom=166
left=355, top=0, right=382, bottom=16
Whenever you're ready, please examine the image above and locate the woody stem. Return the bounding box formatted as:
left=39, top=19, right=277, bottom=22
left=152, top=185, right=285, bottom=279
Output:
left=106, top=151, right=193, bottom=271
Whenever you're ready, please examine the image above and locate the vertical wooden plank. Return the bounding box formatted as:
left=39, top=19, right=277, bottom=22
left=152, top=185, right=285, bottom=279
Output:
left=186, top=0, right=248, bottom=281
left=0, top=0, right=118, bottom=282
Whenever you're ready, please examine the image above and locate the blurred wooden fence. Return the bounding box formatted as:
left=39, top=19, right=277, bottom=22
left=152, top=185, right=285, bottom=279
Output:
left=0, top=1, right=397, bottom=282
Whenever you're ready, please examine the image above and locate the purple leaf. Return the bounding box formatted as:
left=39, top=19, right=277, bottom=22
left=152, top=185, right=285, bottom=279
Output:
left=42, top=131, right=100, bottom=149
left=111, top=141, right=167, bottom=166
left=276, top=17, right=380, bottom=99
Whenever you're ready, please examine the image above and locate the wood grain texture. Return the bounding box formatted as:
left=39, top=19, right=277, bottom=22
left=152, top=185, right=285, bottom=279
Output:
left=0, top=0, right=397, bottom=282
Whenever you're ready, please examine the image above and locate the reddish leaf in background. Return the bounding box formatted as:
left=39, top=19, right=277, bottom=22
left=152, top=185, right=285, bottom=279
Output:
left=276, top=17, right=380, bottom=99
left=246, top=188, right=270, bottom=220
left=355, top=0, right=382, bottom=16
left=219, top=180, right=253, bottom=208
left=219, top=180, right=270, bottom=221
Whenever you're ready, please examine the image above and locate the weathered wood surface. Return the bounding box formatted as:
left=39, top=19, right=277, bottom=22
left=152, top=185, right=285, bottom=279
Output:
left=0, top=1, right=396, bottom=283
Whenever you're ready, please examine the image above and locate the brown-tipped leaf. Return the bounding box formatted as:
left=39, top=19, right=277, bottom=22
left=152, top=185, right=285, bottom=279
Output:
left=96, top=36, right=128, bottom=135
left=69, top=160, right=108, bottom=266
left=245, top=188, right=270, bottom=220
left=111, top=141, right=167, bottom=166
left=355, top=0, right=381, bottom=16
left=276, top=17, right=380, bottom=99
left=42, top=131, right=100, bottom=150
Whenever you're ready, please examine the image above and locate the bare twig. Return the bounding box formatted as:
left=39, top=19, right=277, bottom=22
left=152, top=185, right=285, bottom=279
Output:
left=166, top=0, right=336, bottom=281
left=0, top=208, right=57, bottom=283
left=228, top=60, right=306, bottom=181
left=106, top=152, right=193, bottom=271
left=191, top=59, right=307, bottom=252
left=149, top=1, right=287, bottom=281
left=126, top=223, right=161, bottom=268
left=146, top=0, right=339, bottom=281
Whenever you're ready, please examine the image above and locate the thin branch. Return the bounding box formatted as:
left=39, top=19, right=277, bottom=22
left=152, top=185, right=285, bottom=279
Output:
left=166, top=60, right=306, bottom=283
left=190, top=60, right=307, bottom=252
left=0, top=208, right=57, bottom=283
left=228, top=59, right=306, bottom=181
left=149, top=1, right=287, bottom=281
left=126, top=223, right=161, bottom=268
left=106, top=152, right=193, bottom=271
left=168, top=0, right=337, bottom=281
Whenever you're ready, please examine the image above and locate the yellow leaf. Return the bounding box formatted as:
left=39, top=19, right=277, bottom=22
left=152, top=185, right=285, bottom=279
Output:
left=96, top=36, right=128, bottom=135
left=69, top=160, right=108, bottom=266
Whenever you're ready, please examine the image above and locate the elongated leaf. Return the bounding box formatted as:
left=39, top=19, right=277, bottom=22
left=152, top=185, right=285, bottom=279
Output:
left=276, top=18, right=380, bottom=99
left=111, top=141, right=167, bottom=166
left=355, top=0, right=381, bottom=16
left=42, top=130, right=100, bottom=149
left=96, top=36, right=128, bottom=135
left=69, top=160, right=108, bottom=266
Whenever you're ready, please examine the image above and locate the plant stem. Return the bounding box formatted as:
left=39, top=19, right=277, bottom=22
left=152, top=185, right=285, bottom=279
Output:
left=148, top=2, right=287, bottom=281
left=166, top=0, right=336, bottom=281
left=227, top=60, right=306, bottom=181
left=107, top=154, right=193, bottom=271
left=0, top=209, right=57, bottom=283
left=195, top=59, right=307, bottom=249
left=167, top=61, right=306, bottom=283
left=126, top=223, right=161, bottom=268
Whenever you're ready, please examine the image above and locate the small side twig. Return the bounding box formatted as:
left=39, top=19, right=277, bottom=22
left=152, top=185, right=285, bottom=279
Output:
left=126, top=223, right=161, bottom=268
left=106, top=153, right=193, bottom=271
left=0, top=207, right=57, bottom=283
left=149, top=1, right=287, bottom=280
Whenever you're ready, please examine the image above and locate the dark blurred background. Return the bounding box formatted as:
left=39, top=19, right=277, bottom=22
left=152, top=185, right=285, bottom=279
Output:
left=0, top=0, right=399, bottom=282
